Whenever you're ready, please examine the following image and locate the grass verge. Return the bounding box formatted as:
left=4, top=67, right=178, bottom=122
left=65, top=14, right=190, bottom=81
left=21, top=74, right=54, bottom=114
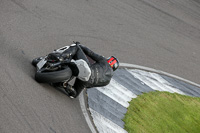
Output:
left=123, top=91, right=200, bottom=133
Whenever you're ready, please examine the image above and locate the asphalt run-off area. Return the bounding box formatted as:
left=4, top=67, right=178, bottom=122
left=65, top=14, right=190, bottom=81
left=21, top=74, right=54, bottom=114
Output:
left=1, top=0, right=200, bottom=133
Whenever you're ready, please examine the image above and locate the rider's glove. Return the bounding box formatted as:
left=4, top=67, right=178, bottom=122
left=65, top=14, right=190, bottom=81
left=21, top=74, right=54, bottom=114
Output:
left=48, top=53, right=61, bottom=62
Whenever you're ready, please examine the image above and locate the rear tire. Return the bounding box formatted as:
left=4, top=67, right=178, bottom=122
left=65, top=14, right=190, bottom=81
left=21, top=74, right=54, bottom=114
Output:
left=35, top=67, right=72, bottom=83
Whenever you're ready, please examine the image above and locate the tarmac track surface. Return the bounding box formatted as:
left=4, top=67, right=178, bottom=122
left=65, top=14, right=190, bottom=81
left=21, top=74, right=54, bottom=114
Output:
left=0, top=0, right=200, bottom=133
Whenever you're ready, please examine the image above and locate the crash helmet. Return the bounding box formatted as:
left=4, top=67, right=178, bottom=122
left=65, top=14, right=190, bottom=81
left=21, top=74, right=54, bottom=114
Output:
left=107, top=56, right=119, bottom=71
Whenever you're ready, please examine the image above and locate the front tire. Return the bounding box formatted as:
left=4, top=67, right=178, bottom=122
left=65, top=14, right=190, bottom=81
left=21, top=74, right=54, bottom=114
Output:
left=35, top=67, right=72, bottom=83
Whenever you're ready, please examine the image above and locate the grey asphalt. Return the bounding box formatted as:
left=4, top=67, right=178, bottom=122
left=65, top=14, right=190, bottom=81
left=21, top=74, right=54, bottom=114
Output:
left=0, top=0, right=200, bottom=133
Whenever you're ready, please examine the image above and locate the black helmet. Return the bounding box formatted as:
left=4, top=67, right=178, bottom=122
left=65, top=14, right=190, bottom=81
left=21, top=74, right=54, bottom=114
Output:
left=107, top=56, right=119, bottom=71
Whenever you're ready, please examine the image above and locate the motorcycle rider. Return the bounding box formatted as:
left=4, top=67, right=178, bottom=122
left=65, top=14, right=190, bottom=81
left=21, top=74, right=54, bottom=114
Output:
left=33, top=42, right=119, bottom=98
left=58, top=42, right=119, bottom=98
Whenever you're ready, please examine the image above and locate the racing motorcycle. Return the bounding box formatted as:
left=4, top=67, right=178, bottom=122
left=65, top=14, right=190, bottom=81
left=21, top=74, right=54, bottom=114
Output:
left=32, top=45, right=74, bottom=84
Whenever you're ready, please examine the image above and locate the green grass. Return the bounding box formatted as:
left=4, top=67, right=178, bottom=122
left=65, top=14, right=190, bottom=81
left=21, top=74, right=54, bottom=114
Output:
left=123, top=91, right=200, bottom=133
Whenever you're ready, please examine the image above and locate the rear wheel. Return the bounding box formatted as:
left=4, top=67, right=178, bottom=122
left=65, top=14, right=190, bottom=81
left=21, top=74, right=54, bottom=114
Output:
left=35, top=67, right=72, bottom=83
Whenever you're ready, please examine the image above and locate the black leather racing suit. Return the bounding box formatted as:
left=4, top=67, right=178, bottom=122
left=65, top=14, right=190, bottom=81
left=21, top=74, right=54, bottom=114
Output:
left=61, top=44, right=114, bottom=97
left=79, top=45, right=113, bottom=88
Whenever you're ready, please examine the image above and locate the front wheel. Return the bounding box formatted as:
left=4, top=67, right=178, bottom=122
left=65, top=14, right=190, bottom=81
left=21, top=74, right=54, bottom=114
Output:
left=35, top=67, right=72, bottom=83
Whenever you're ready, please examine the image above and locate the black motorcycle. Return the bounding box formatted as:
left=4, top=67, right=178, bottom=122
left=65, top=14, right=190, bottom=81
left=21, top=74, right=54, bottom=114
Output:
left=32, top=45, right=74, bottom=84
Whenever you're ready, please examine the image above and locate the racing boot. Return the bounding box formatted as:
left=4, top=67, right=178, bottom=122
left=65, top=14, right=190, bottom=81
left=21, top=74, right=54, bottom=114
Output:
left=63, top=83, right=77, bottom=98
